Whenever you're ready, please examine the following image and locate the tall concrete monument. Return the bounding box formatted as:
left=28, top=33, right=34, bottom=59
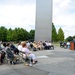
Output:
left=35, top=0, right=52, bottom=42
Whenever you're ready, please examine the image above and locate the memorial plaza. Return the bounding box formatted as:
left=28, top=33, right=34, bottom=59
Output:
left=0, top=46, right=75, bottom=75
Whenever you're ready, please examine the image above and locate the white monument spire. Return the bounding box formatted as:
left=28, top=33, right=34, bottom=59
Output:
left=35, top=0, right=52, bottom=42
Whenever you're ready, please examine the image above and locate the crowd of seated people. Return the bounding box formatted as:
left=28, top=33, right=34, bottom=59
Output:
left=0, top=40, right=54, bottom=65
left=0, top=42, right=19, bottom=65
left=0, top=41, right=38, bottom=66
left=60, top=41, right=70, bottom=49
left=26, top=41, right=54, bottom=51
left=42, top=41, right=54, bottom=50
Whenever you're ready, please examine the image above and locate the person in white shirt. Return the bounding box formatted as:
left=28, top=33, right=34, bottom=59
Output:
left=21, top=41, right=37, bottom=64
left=66, top=41, right=70, bottom=49
left=18, top=42, right=22, bottom=52
left=26, top=41, right=30, bottom=48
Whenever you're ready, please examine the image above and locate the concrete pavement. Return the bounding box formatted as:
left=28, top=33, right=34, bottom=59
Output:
left=0, top=47, right=75, bottom=75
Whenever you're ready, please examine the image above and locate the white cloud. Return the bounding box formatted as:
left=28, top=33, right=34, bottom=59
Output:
left=0, top=3, right=36, bottom=31
left=53, top=0, right=75, bottom=38
left=0, top=0, right=35, bottom=5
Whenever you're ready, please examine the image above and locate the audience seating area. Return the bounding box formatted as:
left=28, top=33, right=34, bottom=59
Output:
left=0, top=41, right=54, bottom=65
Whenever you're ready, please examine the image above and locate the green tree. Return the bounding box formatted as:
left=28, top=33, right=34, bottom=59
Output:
left=29, top=30, right=35, bottom=40
left=7, top=28, right=29, bottom=42
left=0, top=26, right=7, bottom=41
left=12, top=28, right=18, bottom=41
left=7, top=28, right=13, bottom=41
left=58, top=27, right=64, bottom=41
left=65, top=36, right=73, bottom=42
left=17, top=28, right=29, bottom=41
left=52, top=23, right=58, bottom=41
left=73, top=36, right=75, bottom=39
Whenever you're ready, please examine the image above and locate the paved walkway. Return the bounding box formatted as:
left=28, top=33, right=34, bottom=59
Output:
left=0, top=47, right=75, bottom=75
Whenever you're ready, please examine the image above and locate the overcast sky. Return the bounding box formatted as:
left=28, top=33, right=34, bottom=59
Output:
left=0, top=0, right=75, bottom=38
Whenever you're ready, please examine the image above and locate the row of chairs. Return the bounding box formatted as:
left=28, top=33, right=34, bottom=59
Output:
left=3, top=51, right=32, bottom=66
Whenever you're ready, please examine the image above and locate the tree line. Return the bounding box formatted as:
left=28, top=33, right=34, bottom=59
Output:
left=52, top=23, right=64, bottom=42
left=52, top=23, right=75, bottom=42
left=0, top=23, right=65, bottom=42
left=0, top=26, right=35, bottom=42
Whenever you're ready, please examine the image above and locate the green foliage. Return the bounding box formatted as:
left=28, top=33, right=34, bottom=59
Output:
left=29, top=30, right=35, bottom=39
left=0, top=24, right=65, bottom=42
left=17, top=28, right=28, bottom=41
left=12, top=28, right=18, bottom=41
left=58, top=27, right=64, bottom=41
left=0, top=26, right=7, bottom=41
left=65, top=36, right=73, bottom=42
left=52, top=23, right=58, bottom=41
left=7, top=28, right=13, bottom=41
left=0, top=26, right=35, bottom=42
left=72, top=36, right=75, bottom=39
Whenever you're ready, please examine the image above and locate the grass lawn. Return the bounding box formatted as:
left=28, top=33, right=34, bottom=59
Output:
left=52, top=42, right=60, bottom=47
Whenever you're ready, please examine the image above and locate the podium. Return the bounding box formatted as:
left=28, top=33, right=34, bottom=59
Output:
left=70, top=42, right=75, bottom=50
